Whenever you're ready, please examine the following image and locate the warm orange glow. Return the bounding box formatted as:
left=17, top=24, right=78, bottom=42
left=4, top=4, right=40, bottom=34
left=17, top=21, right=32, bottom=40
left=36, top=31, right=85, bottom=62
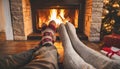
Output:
left=37, top=9, right=79, bottom=28
left=49, top=9, right=68, bottom=25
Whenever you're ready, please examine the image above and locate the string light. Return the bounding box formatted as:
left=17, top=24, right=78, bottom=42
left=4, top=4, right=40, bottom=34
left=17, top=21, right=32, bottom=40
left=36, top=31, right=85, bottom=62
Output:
left=103, top=0, right=109, bottom=4
left=112, top=2, right=119, bottom=8
left=101, top=0, right=120, bottom=37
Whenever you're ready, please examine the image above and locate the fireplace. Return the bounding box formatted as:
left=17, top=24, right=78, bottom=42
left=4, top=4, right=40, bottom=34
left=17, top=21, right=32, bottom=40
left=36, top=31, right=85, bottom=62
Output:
left=7, top=0, right=103, bottom=41
left=30, top=0, right=85, bottom=33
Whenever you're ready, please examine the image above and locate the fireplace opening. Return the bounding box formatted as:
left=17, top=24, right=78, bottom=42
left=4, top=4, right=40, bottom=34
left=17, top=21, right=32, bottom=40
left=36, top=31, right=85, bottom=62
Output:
left=37, top=8, right=79, bottom=30
left=28, top=0, right=87, bottom=40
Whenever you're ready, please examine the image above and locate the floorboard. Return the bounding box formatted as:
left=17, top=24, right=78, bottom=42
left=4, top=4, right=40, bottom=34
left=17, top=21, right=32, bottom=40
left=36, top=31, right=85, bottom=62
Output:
left=0, top=32, right=102, bottom=63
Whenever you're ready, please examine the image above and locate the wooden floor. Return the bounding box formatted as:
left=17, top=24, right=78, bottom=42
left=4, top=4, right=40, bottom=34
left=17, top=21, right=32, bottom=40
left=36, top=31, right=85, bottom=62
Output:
left=0, top=32, right=103, bottom=62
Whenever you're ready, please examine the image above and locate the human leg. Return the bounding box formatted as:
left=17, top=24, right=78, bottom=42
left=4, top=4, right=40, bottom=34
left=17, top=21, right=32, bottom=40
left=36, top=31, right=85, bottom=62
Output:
left=0, top=47, right=38, bottom=69
left=20, top=46, right=59, bottom=69
left=20, top=21, right=59, bottom=69
left=40, top=20, right=56, bottom=46
left=0, top=21, right=57, bottom=69
left=58, top=23, right=95, bottom=69
left=65, top=22, right=120, bottom=69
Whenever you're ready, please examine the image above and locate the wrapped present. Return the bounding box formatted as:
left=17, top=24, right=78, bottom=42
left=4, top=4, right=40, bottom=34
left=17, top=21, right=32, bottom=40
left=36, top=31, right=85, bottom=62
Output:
left=101, top=46, right=120, bottom=60
left=103, top=34, right=120, bottom=48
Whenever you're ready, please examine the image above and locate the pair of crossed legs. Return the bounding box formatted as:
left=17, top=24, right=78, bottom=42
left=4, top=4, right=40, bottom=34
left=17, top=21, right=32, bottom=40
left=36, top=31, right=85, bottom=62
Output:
left=0, top=20, right=59, bottom=69
left=58, top=22, right=120, bottom=69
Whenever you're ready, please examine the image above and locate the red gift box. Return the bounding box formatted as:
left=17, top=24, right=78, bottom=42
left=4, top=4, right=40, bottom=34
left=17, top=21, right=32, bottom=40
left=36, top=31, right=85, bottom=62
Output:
left=101, top=46, right=120, bottom=60
left=103, top=34, right=120, bottom=48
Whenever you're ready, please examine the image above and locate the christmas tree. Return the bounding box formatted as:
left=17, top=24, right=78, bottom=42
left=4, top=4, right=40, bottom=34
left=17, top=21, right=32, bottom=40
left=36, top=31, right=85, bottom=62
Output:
left=101, top=0, right=120, bottom=38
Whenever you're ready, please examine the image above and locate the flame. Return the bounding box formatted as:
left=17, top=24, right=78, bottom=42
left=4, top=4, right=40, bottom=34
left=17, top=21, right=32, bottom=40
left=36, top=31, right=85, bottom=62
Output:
left=49, top=9, right=68, bottom=24
left=59, top=9, right=65, bottom=20
left=38, top=9, right=79, bottom=28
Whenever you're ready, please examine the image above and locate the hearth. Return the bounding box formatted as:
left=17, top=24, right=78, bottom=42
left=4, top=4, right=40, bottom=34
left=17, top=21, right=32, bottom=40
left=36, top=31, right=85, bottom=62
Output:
left=30, top=0, right=85, bottom=33
left=7, top=0, right=103, bottom=41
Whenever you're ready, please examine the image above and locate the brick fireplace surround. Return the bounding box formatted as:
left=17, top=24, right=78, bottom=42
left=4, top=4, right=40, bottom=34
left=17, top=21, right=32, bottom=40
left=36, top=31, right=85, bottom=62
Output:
left=1, top=0, right=103, bottom=41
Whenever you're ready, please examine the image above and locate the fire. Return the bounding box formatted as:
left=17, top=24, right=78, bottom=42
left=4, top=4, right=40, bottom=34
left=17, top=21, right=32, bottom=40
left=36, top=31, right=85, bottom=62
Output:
left=38, top=8, right=79, bottom=28
left=49, top=9, right=69, bottom=25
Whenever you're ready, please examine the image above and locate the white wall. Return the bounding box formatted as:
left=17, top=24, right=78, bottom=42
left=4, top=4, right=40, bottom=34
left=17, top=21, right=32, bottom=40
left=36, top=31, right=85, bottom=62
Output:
left=0, top=0, right=5, bottom=32
left=2, top=0, right=14, bottom=40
